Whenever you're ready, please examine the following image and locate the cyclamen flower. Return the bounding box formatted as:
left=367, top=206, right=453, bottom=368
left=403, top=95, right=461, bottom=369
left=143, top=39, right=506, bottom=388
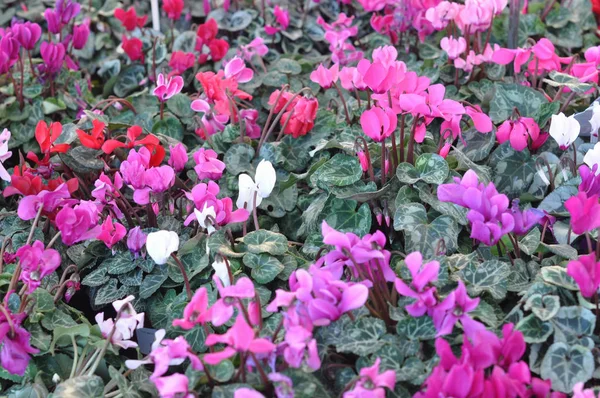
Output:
left=163, top=0, right=184, bottom=20
left=122, top=35, right=144, bottom=62
left=114, top=7, right=147, bottom=31
left=265, top=6, right=290, bottom=35
left=344, top=358, right=396, bottom=398
left=584, top=142, right=600, bottom=172
left=172, top=287, right=212, bottom=330
left=146, top=230, right=179, bottom=264
left=572, top=383, right=598, bottom=398
left=579, top=164, right=600, bottom=195
left=565, top=192, right=600, bottom=235
left=55, top=200, right=101, bottom=246
left=95, top=296, right=144, bottom=349
left=432, top=281, right=484, bottom=338
left=204, top=315, right=275, bottom=365
left=224, top=57, right=254, bottom=83
left=169, top=51, right=195, bottom=74
left=281, top=97, right=319, bottom=138
left=40, top=42, right=65, bottom=75
left=496, top=117, right=544, bottom=151
left=168, top=143, right=188, bottom=172
left=237, top=160, right=276, bottom=210
left=185, top=181, right=248, bottom=227
left=440, top=36, right=466, bottom=60
left=0, top=321, right=39, bottom=376
left=97, top=217, right=126, bottom=249
left=210, top=276, right=256, bottom=326
left=360, top=106, right=397, bottom=142
left=437, top=170, right=514, bottom=246
left=394, top=252, right=440, bottom=317
left=193, top=148, right=225, bottom=180
left=549, top=112, right=580, bottom=150
left=16, top=241, right=61, bottom=293
left=127, top=226, right=146, bottom=258
left=310, top=63, right=339, bottom=89
left=12, top=22, right=41, bottom=50
left=153, top=74, right=184, bottom=102
left=18, top=183, right=73, bottom=220
left=237, top=37, right=268, bottom=62
left=77, top=119, right=105, bottom=150
left=0, top=128, right=12, bottom=182
left=72, top=20, right=90, bottom=50
left=240, top=109, right=262, bottom=139
left=510, top=200, right=544, bottom=235
left=568, top=253, right=600, bottom=298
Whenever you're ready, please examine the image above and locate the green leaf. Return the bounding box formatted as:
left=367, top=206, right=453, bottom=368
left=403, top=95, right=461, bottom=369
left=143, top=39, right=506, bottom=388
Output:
left=394, top=203, right=427, bottom=232
left=325, top=202, right=372, bottom=237
left=489, top=144, right=535, bottom=195
left=414, top=153, right=449, bottom=184
left=207, top=360, right=235, bottom=383
left=456, top=128, right=496, bottom=162
left=105, top=252, right=138, bottom=275
left=28, top=322, right=51, bottom=352
left=516, top=314, right=554, bottom=343
left=460, top=259, right=511, bottom=300
left=519, top=228, right=541, bottom=255
left=545, top=71, right=594, bottom=94
left=140, top=265, right=169, bottom=299
left=242, top=230, right=288, bottom=255
left=54, top=375, right=105, bottom=398
left=489, top=83, right=548, bottom=123
left=541, top=266, right=578, bottom=290
left=525, top=294, right=561, bottom=321
left=173, top=31, right=197, bottom=52
left=541, top=343, right=594, bottom=393
left=82, top=266, right=109, bottom=287
left=50, top=324, right=90, bottom=353
left=152, top=117, right=183, bottom=141
left=534, top=102, right=561, bottom=128
left=94, top=278, right=128, bottom=306
left=114, top=65, right=146, bottom=97
left=542, top=244, right=578, bottom=260
left=43, top=98, right=67, bottom=114
left=243, top=253, right=284, bottom=284
left=396, top=316, right=436, bottom=341
left=275, top=59, right=302, bottom=75
left=312, top=154, right=363, bottom=188
left=538, top=185, right=579, bottom=216
left=406, top=215, right=459, bottom=258
left=552, top=306, right=596, bottom=346
left=166, top=94, right=194, bottom=118
left=223, top=144, right=255, bottom=175
left=61, top=147, right=104, bottom=174
left=148, top=289, right=188, bottom=329
left=396, top=163, right=421, bottom=184
left=336, top=317, right=387, bottom=356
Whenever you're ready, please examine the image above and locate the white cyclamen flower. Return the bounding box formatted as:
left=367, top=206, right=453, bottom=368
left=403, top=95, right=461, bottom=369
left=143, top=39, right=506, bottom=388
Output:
left=584, top=142, right=600, bottom=174
left=212, top=256, right=231, bottom=287
left=146, top=230, right=179, bottom=264
left=236, top=159, right=276, bottom=210
left=549, top=112, right=580, bottom=150
left=0, top=129, right=13, bottom=182
left=590, top=102, right=600, bottom=142
left=194, top=203, right=217, bottom=235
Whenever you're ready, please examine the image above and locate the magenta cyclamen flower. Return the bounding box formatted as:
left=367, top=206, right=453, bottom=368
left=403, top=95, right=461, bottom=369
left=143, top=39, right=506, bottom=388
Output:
left=310, top=63, right=339, bottom=89
left=97, top=217, right=127, bottom=249
left=12, top=22, right=42, bottom=50
left=153, top=73, right=184, bottom=102
left=224, top=57, right=254, bottom=83
left=394, top=252, right=440, bottom=317
left=56, top=200, right=101, bottom=246
left=16, top=240, right=61, bottom=293
left=344, top=358, right=396, bottom=398
left=0, top=320, right=39, bottom=376
left=184, top=181, right=248, bottom=227
left=567, top=253, right=600, bottom=298
left=437, top=170, right=514, bottom=246
left=18, top=183, right=73, bottom=220
left=40, top=42, right=66, bottom=75
left=204, top=315, right=276, bottom=365
left=172, top=287, right=212, bottom=330
left=510, top=200, right=544, bottom=236
left=579, top=164, right=600, bottom=196
left=565, top=191, right=600, bottom=235
left=193, top=148, right=225, bottom=180
left=168, top=143, right=188, bottom=172
left=432, top=281, right=484, bottom=338
left=72, top=19, right=90, bottom=50
left=210, top=276, right=255, bottom=326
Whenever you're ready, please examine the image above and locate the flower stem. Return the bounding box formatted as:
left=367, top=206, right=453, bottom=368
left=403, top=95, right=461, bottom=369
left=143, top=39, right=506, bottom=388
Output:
left=380, top=140, right=386, bottom=186
left=252, top=191, right=260, bottom=231
left=171, top=253, right=192, bottom=300
left=334, top=82, right=351, bottom=125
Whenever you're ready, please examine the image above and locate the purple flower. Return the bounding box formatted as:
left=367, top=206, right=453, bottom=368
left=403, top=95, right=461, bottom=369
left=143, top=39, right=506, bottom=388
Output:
left=438, top=170, right=514, bottom=246
left=432, top=280, right=484, bottom=338
left=12, top=22, right=41, bottom=51
left=0, top=322, right=39, bottom=375
left=394, top=251, right=439, bottom=317
left=56, top=0, right=81, bottom=24
left=168, top=143, right=188, bottom=172
left=193, top=148, right=225, bottom=180
left=72, top=19, right=90, bottom=50
left=510, top=200, right=544, bottom=236
left=44, top=9, right=61, bottom=34
left=127, top=226, right=147, bottom=258
left=0, top=32, right=20, bottom=60
left=17, top=183, right=73, bottom=220
left=344, top=358, right=396, bottom=398
left=579, top=164, right=600, bottom=196
left=40, top=41, right=66, bottom=76
left=567, top=253, right=600, bottom=298
left=56, top=200, right=101, bottom=246
left=16, top=240, right=61, bottom=293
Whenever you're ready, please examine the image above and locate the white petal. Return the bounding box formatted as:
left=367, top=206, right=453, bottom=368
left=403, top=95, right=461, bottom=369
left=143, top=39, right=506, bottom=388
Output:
left=255, top=160, right=276, bottom=198
left=237, top=173, right=256, bottom=209
left=212, top=258, right=231, bottom=287
left=146, top=230, right=179, bottom=264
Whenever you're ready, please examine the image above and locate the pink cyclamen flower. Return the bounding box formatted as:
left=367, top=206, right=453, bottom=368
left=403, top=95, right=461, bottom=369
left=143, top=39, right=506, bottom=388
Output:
left=0, top=128, right=12, bottom=182
left=172, top=287, right=212, bottom=330
left=565, top=192, right=600, bottom=235
left=210, top=276, right=255, bottom=326
left=440, top=36, right=466, bottom=60
left=510, top=200, right=544, bottom=236
left=360, top=106, right=397, bottom=142
left=153, top=374, right=192, bottom=398
left=168, top=143, right=188, bottom=172
left=55, top=201, right=101, bottom=246
left=72, top=19, right=90, bottom=50
left=432, top=280, right=484, bottom=338
left=193, top=148, right=226, bottom=180
left=95, top=295, right=144, bottom=349
left=310, top=63, right=340, bottom=89
left=204, top=315, right=276, bottom=365
left=265, top=6, right=290, bottom=35
left=97, top=217, right=127, bottom=249
left=153, top=73, right=184, bottom=102
left=567, top=253, right=600, bottom=298
left=238, top=37, right=268, bottom=62
left=12, top=22, right=42, bottom=50
left=234, top=389, right=264, bottom=398
left=224, top=56, right=254, bottom=83
left=16, top=240, right=61, bottom=294
left=40, top=41, right=66, bottom=75
left=579, top=164, right=600, bottom=196
left=496, top=117, right=542, bottom=151
left=0, top=321, right=39, bottom=376
left=344, top=358, right=396, bottom=398
left=240, top=109, right=261, bottom=139
left=18, top=183, right=72, bottom=220
left=394, top=252, right=440, bottom=317
left=127, top=226, right=147, bottom=257
left=572, top=383, right=597, bottom=398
